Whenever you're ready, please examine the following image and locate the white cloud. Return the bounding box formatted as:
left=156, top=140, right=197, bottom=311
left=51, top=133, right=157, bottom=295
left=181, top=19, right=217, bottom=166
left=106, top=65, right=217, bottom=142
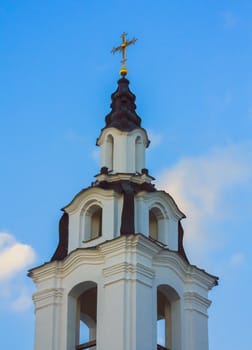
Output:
left=11, top=289, right=33, bottom=312
left=0, top=233, right=36, bottom=312
left=230, top=253, right=245, bottom=268
left=157, top=142, right=252, bottom=264
left=0, top=233, right=36, bottom=282
left=0, top=232, right=15, bottom=249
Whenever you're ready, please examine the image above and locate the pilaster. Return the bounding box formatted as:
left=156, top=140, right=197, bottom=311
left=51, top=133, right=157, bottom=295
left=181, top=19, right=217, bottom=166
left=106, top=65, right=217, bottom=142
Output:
left=183, top=292, right=212, bottom=350
left=33, top=288, right=64, bottom=350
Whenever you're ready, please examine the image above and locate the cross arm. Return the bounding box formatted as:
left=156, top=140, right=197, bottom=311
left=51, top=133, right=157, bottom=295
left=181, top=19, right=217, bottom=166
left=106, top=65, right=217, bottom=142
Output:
left=111, top=46, right=122, bottom=54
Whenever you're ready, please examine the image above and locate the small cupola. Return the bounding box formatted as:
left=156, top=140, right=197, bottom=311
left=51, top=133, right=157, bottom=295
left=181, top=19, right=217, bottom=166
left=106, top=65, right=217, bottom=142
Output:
left=97, top=77, right=150, bottom=174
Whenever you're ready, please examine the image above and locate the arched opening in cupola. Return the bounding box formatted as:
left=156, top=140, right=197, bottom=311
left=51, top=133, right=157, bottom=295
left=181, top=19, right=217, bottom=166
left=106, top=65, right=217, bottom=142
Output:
left=105, top=134, right=114, bottom=171
left=84, top=204, right=102, bottom=241
left=157, top=285, right=181, bottom=350
left=68, top=281, right=97, bottom=350
left=135, top=135, right=143, bottom=173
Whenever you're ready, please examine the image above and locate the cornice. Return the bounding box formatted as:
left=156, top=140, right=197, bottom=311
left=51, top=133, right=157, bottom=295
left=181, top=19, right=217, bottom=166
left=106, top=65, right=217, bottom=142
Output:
left=33, top=288, right=64, bottom=310
left=28, top=262, right=59, bottom=284
left=153, top=250, right=189, bottom=283
left=154, top=250, right=218, bottom=291
left=59, top=248, right=104, bottom=277
left=103, top=262, right=155, bottom=287
left=184, top=291, right=212, bottom=315
left=98, top=234, right=162, bottom=259
left=29, top=249, right=104, bottom=284
left=94, top=172, right=154, bottom=185
left=29, top=235, right=217, bottom=293
left=185, top=265, right=218, bottom=290
left=30, top=236, right=149, bottom=283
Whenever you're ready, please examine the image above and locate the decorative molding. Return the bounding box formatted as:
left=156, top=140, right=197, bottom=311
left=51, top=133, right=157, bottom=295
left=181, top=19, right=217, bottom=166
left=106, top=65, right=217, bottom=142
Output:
left=103, top=262, right=155, bottom=287
left=29, top=262, right=59, bottom=284
left=154, top=250, right=217, bottom=291
left=30, top=236, right=217, bottom=294
left=63, top=187, right=116, bottom=214
left=95, top=172, right=154, bottom=185
left=141, top=191, right=185, bottom=221
left=99, top=234, right=161, bottom=258
left=186, top=265, right=218, bottom=290
left=29, top=249, right=104, bottom=285
left=154, top=250, right=189, bottom=282
left=33, top=288, right=64, bottom=311
left=60, top=249, right=104, bottom=277
left=184, top=291, right=212, bottom=316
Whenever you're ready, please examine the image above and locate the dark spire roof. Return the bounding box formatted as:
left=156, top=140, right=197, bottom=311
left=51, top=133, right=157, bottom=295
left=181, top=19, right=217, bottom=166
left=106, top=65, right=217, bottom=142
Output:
left=105, top=77, right=142, bottom=131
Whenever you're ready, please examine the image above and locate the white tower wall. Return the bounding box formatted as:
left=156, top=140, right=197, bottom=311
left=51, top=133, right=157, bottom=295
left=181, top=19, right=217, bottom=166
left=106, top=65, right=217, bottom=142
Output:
left=30, top=235, right=216, bottom=350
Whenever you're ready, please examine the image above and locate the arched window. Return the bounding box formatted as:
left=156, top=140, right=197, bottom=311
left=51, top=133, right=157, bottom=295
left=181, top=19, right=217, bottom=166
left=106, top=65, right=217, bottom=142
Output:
left=105, top=134, right=114, bottom=171
left=84, top=205, right=102, bottom=242
left=67, top=282, right=97, bottom=350
left=90, top=206, right=102, bottom=240
left=149, top=207, right=165, bottom=242
left=157, top=285, right=181, bottom=350
left=149, top=209, right=158, bottom=240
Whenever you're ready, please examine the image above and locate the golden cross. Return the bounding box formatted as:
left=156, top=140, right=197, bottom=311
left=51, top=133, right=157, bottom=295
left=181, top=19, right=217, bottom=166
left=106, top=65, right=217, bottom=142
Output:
left=111, top=32, right=137, bottom=76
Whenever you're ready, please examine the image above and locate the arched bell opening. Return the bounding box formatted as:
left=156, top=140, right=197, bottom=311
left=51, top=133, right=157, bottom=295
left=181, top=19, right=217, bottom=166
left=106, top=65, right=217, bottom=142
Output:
left=84, top=204, right=102, bottom=242
left=67, top=281, right=97, bottom=350
left=149, top=207, right=166, bottom=243
left=157, top=285, right=181, bottom=350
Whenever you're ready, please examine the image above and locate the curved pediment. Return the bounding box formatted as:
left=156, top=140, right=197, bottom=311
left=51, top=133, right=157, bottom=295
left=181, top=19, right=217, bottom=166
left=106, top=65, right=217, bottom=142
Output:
left=63, top=186, right=116, bottom=214
left=139, top=190, right=186, bottom=221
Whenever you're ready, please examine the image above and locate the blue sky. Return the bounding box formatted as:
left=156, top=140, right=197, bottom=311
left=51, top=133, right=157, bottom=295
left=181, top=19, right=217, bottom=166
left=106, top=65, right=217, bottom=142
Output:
left=0, top=1, right=252, bottom=349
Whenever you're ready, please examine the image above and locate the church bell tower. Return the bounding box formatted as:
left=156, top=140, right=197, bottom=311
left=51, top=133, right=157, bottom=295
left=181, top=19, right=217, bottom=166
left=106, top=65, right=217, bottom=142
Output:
left=29, top=34, right=218, bottom=350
